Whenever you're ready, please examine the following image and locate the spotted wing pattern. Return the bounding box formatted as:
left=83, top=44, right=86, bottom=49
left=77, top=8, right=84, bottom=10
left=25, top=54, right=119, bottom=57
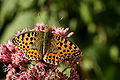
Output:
left=12, top=31, right=44, bottom=60
left=43, top=33, right=81, bottom=65
left=12, top=28, right=81, bottom=65
left=54, top=34, right=81, bottom=59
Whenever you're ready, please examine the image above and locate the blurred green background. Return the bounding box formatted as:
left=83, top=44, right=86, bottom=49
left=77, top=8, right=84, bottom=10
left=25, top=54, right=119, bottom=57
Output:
left=0, top=0, right=120, bottom=80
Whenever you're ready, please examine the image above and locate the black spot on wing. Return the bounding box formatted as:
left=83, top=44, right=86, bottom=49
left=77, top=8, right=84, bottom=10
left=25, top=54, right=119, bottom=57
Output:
left=25, top=43, right=28, bottom=45
left=69, top=42, right=73, bottom=46
left=56, top=57, right=58, bottom=59
left=64, top=39, right=67, bottom=43
left=31, top=32, right=34, bottom=36
left=49, top=56, right=51, bottom=58
left=74, top=46, right=77, bottom=49
left=64, top=53, right=67, bottom=56
left=53, top=52, right=57, bottom=54
left=22, top=34, right=25, bottom=40
left=57, top=36, right=60, bottom=40
left=67, top=50, right=70, bottom=52
left=23, top=46, right=25, bottom=48
left=26, top=38, right=28, bottom=40
left=29, top=42, right=33, bottom=44
left=58, top=47, right=61, bottom=50
left=69, top=47, right=72, bottom=50
left=60, top=42, right=63, bottom=46
left=30, top=37, right=33, bottom=41
left=64, top=45, right=67, bottom=48
left=60, top=52, right=62, bottom=54
left=61, top=37, right=63, bottom=41
left=34, top=53, right=37, bottom=55
left=53, top=56, right=55, bottom=58
left=27, top=33, right=30, bottom=37
left=63, top=50, right=66, bottom=52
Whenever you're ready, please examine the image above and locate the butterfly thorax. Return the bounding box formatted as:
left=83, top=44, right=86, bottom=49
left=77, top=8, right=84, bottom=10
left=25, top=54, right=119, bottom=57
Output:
left=43, top=27, right=54, bottom=55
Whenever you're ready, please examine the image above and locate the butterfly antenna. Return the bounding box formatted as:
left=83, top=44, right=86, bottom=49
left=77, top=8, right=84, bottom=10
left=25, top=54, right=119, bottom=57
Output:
left=53, top=17, right=63, bottom=27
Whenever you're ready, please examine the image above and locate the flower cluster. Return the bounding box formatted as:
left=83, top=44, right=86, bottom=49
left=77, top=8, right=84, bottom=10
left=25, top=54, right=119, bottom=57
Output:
left=0, top=23, right=81, bottom=80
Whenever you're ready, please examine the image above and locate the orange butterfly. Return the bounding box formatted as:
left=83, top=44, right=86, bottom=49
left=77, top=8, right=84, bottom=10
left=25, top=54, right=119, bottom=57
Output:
left=12, top=27, right=81, bottom=65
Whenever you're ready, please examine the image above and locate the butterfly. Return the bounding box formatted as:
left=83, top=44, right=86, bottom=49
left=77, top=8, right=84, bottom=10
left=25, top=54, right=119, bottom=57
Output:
left=12, top=27, right=81, bottom=65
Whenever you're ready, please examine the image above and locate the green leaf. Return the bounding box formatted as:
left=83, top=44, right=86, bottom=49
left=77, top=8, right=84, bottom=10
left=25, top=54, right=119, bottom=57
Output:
left=57, top=62, right=71, bottom=77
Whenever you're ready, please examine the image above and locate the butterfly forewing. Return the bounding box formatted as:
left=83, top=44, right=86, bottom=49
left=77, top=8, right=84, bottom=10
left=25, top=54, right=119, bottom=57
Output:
left=12, top=31, right=44, bottom=60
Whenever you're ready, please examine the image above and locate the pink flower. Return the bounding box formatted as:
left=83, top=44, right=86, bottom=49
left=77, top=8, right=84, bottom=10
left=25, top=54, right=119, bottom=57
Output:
left=6, top=68, right=16, bottom=80
left=51, top=27, right=74, bottom=37
left=0, top=23, right=81, bottom=80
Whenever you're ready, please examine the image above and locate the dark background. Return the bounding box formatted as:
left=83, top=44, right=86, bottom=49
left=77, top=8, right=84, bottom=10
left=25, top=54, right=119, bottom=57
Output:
left=0, top=0, right=120, bottom=80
